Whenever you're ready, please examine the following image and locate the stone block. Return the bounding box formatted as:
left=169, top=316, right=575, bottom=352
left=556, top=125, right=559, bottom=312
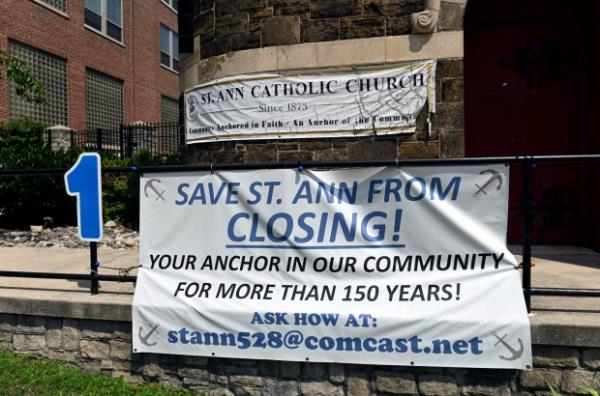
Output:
left=180, top=368, right=210, bottom=385
left=46, top=327, right=62, bottom=350
left=274, top=0, right=310, bottom=16
left=363, top=0, right=423, bottom=17
left=182, top=355, right=209, bottom=367
left=195, top=9, right=215, bottom=35
left=230, top=32, right=262, bottom=51
left=110, top=340, right=132, bottom=360
left=347, top=372, right=369, bottom=396
left=347, top=138, right=397, bottom=160
left=250, top=8, right=274, bottom=19
left=520, top=369, right=561, bottom=389
left=141, top=363, right=164, bottom=378
left=418, top=374, right=458, bottom=395
left=533, top=346, right=579, bottom=369
left=299, top=140, right=332, bottom=150
left=440, top=129, right=464, bottom=158
left=437, top=59, right=463, bottom=78
left=245, top=144, right=278, bottom=162
left=278, top=42, right=318, bottom=69
left=438, top=2, right=465, bottom=31
left=281, top=361, right=301, bottom=379
left=582, top=349, right=600, bottom=369
left=0, top=331, right=12, bottom=342
left=63, top=321, right=80, bottom=351
left=80, top=319, right=113, bottom=340
left=230, top=375, right=263, bottom=387
left=375, top=371, right=417, bottom=394
left=316, top=36, right=386, bottom=67
left=262, top=16, right=301, bottom=46
left=80, top=340, right=110, bottom=359
left=341, top=17, right=386, bottom=40
left=216, top=0, right=266, bottom=16
left=278, top=143, right=299, bottom=151
left=300, top=381, right=343, bottom=395
left=310, top=0, right=362, bottom=18
left=208, top=389, right=235, bottom=396
left=441, top=78, right=464, bottom=102
left=215, top=13, right=249, bottom=39
left=434, top=102, right=464, bottom=130
left=202, top=38, right=231, bottom=59
left=314, top=149, right=348, bottom=161
left=263, top=378, right=299, bottom=396
left=13, top=334, right=46, bottom=351
left=278, top=151, right=315, bottom=162
left=398, top=141, right=440, bottom=158
left=301, top=19, right=339, bottom=43
left=328, top=363, right=344, bottom=384
left=386, top=15, right=411, bottom=35
left=561, top=370, right=595, bottom=394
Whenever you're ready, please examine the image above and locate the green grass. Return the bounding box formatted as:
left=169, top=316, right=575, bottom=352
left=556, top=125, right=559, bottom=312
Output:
left=0, top=349, right=193, bottom=396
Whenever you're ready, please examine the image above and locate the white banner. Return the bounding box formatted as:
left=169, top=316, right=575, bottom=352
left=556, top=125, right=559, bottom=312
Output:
left=184, top=61, right=435, bottom=143
left=133, top=165, right=531, bottom=369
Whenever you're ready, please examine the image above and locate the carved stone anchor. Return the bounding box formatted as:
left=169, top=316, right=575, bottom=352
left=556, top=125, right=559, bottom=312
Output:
left=139, top=323, right=160, bottom=346
left=493, top=332, right=524, bottom=361
left=144, top=179, right=166, bottom=202
left=473, top=170, right=503, bottom=197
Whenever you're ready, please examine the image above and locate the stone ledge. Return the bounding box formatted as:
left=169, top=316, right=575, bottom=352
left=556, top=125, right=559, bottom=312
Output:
left=0, top=295, right=131, bottom=322
left=180, top=31, right=464, bottom=90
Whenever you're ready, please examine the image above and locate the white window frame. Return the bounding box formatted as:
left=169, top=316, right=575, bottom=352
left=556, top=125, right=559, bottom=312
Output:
left=31, top=0, right=69, bottom=18
left=160, top=24, right=179, bottom=73
left=84, top=0, right=124, bottom=45
left=160, top=0, right=177, bottom=14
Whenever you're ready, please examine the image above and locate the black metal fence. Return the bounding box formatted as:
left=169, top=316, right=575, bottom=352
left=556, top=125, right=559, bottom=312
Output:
left=0, top=154, right=599, bottom=311
left=42, top=122, right=184, bottom=159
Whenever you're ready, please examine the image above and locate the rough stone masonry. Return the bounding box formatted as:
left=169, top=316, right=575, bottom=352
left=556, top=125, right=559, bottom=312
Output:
left=0, top=312, right=599, bottom=395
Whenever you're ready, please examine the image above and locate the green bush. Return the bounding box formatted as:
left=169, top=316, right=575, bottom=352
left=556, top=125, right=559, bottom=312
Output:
left=0, top=118, right=180, bottom=229
left=0, top=118, right=80, bottom=227
left=102, top=150, right=180, bottom=228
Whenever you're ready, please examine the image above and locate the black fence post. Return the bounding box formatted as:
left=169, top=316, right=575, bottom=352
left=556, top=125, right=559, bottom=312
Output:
left=522, top=158, right=533, bottom=313
left=119, top=124, right=125, bottom=159
left=96, top=128, right=103, bottom=151
left=70, top=129, right=74, bottom=149
left=179, top=124, right=186, bottom=163
left=90, top=242, right=99, bottom=295
left=126, top=125, right=133, bottom=158
left=47, top=130, right=52, bottom=148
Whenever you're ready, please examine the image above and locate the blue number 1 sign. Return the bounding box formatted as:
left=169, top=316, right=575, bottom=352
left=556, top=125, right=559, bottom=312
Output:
left=65, top=153, right=103, bottom=241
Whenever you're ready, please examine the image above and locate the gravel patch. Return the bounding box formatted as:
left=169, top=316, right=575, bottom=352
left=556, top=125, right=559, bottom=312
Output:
left=0, top=224, right=139, bottom=250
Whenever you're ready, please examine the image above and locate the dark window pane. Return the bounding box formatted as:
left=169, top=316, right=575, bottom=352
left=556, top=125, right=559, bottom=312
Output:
left=173, top=59, right=179, bottom=72
left=107, top=0, right=121, bottom=26
left=161, top=52, right=170, bottom=67
left=107, top=22, right=122, bottom=41
left=172, top=0, right=178, bottom=11
left=85, top=9, right=102, bottom=31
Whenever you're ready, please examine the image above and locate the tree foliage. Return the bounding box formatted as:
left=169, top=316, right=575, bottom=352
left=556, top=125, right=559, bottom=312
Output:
left=0, top=48, right=45, bottom=104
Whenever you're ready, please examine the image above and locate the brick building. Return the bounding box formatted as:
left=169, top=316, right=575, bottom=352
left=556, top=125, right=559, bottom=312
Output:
left=0, top=0, right=180, bottom=130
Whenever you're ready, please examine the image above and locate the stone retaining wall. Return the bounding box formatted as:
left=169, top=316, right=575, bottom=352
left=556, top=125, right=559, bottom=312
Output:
left=1, top=312, right=599, bottom=395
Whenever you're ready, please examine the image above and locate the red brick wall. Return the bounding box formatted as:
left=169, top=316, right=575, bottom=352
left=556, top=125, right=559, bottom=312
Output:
left=0, top=0, right=179, bottom=130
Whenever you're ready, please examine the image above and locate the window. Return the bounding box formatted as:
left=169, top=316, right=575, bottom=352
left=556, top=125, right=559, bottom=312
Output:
left=85, top=69, right=123, bottom=130
left=35, top=0, right=67, bottom=13
left=9, top=40, right=68, bottom=126
left=161, top=96, right=179, bottom=124
left=161, top=0, right=178, bottom=12
left=85, top=0, right=122, bottom=42
left=160, top=25, right=179, bottom=72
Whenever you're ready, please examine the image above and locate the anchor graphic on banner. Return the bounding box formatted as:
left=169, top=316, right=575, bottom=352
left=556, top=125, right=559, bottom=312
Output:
left=493, top=332, right=524, bottom=361
left=144, top=179, right=166, bottom=202
left=139, top=323, right=160, bottom=346
left=473, top=170, right=503, bottom=197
